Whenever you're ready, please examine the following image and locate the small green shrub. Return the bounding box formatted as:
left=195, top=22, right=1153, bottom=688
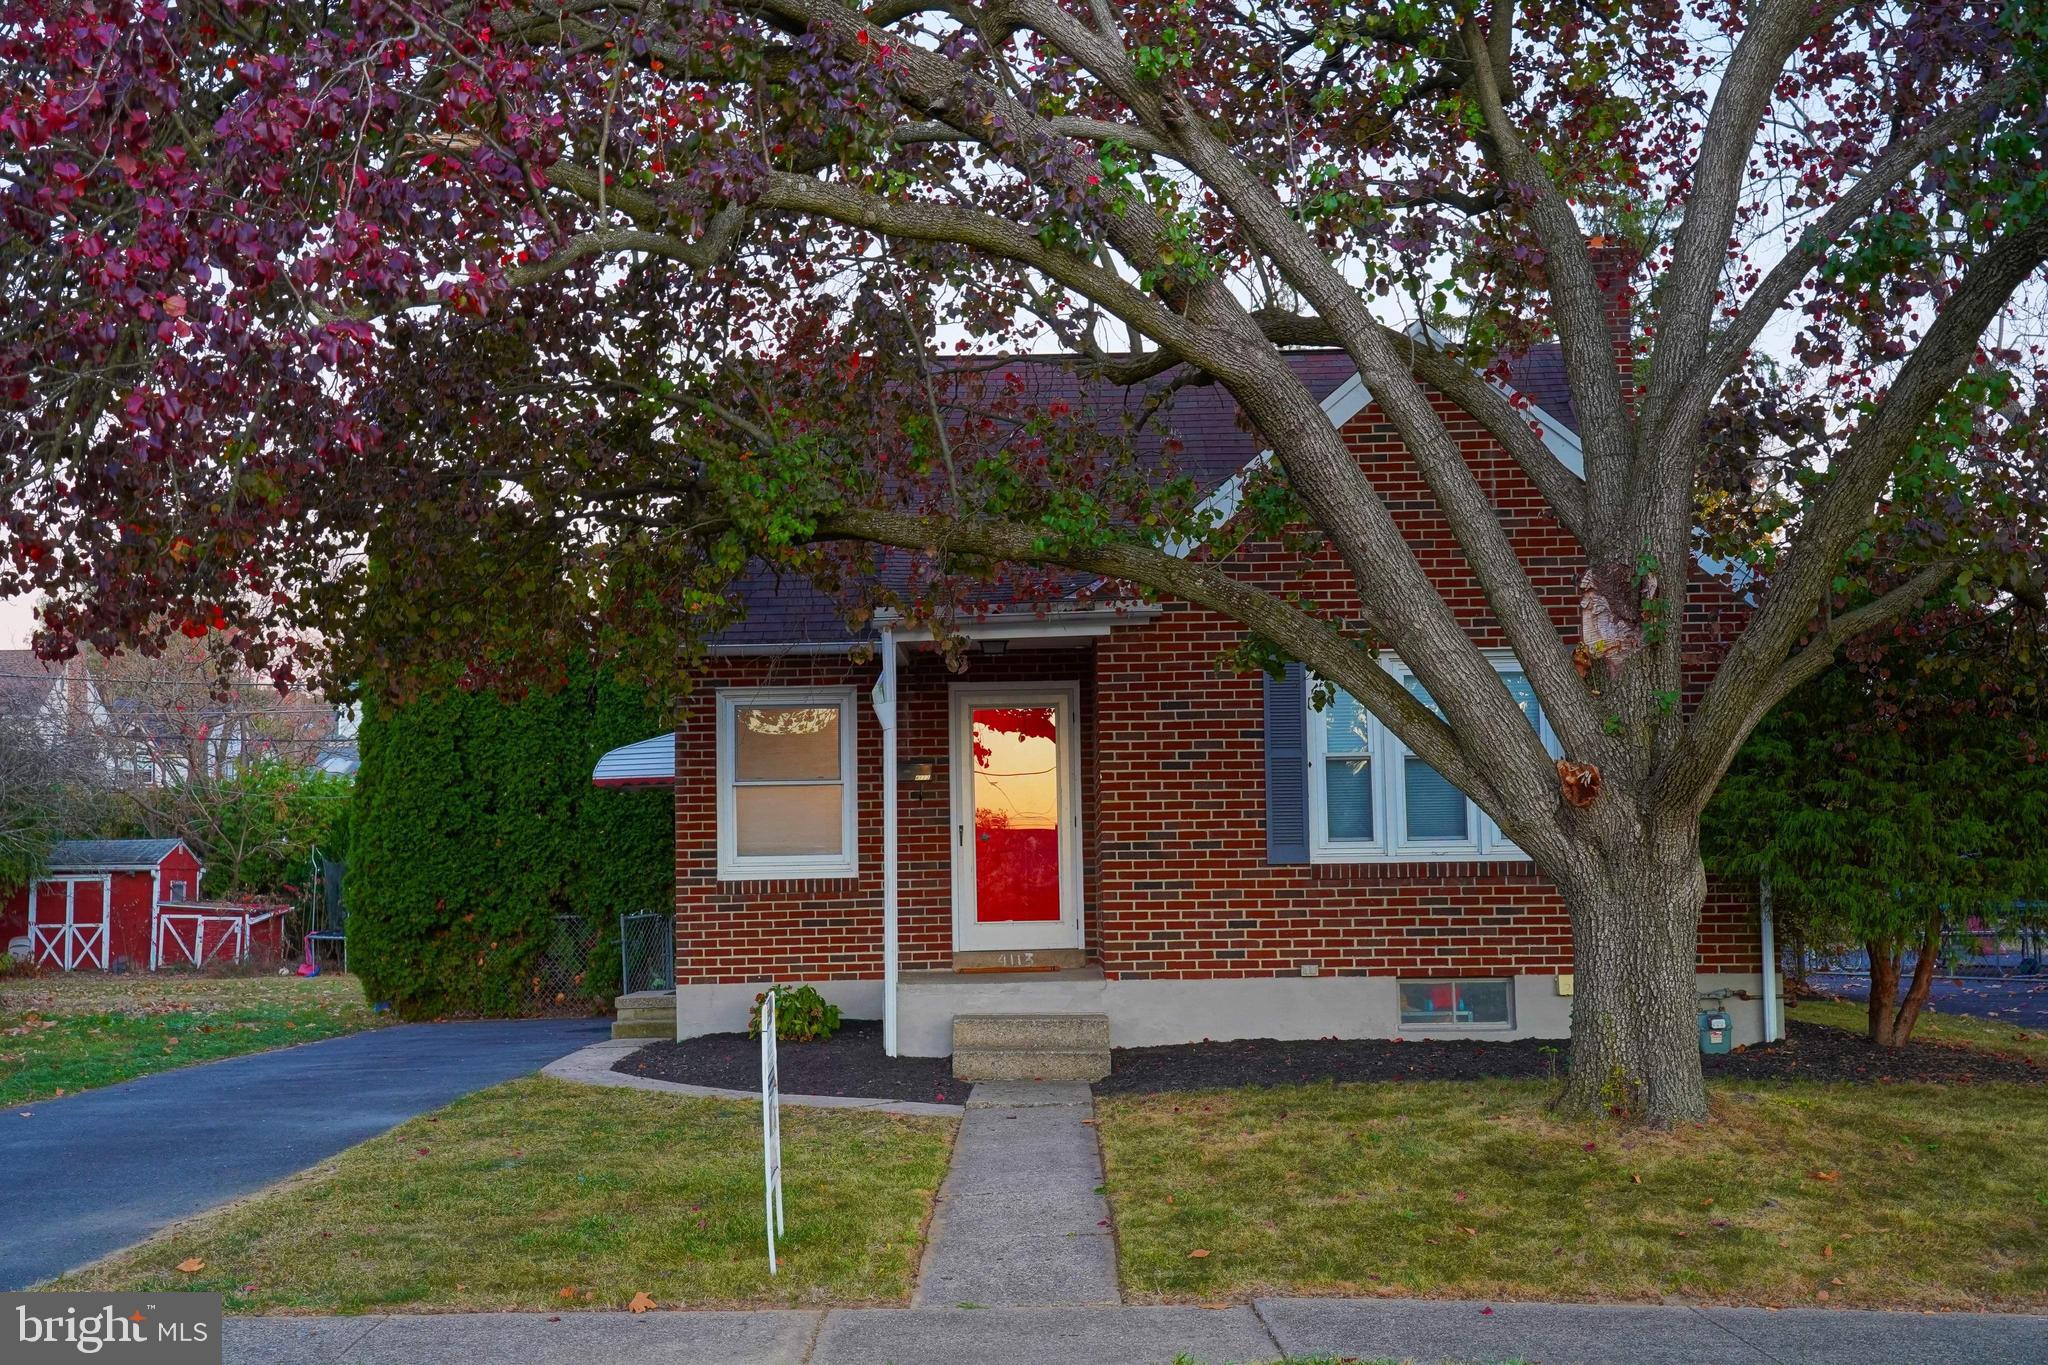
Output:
left=749, top=984, right=842, bottom=1042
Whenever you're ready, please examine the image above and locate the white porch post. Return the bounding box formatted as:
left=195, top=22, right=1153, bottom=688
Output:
left=872, top=627, right=901, bottom=1057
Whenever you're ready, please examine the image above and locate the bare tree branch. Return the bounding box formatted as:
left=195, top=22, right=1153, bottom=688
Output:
left=1672, top=211, right=2048, bottom=809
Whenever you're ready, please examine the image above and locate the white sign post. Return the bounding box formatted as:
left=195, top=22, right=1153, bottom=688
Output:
left=760, top=987, right=785, bottom=1274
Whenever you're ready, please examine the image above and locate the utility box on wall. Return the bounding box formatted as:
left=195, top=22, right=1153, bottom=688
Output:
left=1698, top=1010, right=1733, bottom=1055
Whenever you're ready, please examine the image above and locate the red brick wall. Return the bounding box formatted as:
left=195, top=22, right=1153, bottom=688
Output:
left=673, top=385, right=1760, bottom=986
left=1093, top=596, right=1758, bottom=982
left=673, top=649, right=1099, bottom=986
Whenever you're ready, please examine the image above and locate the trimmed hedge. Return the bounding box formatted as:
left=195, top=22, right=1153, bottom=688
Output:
left=347, top=670, right=672, bottom=1018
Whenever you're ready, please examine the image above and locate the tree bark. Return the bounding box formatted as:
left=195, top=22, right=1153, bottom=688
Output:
left=1554, top=832, right=1711, bottom=1126
left=1867, top=946, right=1903, bottom=1046
left=1869, top=912, right=1942, bottom=1047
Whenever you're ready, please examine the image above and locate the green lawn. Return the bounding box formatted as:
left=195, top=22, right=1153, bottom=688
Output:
left=0, top=972, right=384, bottom=1107
left=53, top=1077, right=956, bottom=1312
left=1790, top=994, right=2048, bottom=1063
left=1100, top=1079, right=2048, bottom=1311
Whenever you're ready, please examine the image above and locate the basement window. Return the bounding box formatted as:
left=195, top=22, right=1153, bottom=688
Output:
left=716, top=686, right=859, bottom=881
left=1399, top=979, right=1513, bottom=1029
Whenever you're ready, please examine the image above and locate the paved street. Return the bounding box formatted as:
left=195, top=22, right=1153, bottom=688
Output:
left=1, top=1017, right=609, bottom=1290
left=1807, top=972, right=2048, bottom=1029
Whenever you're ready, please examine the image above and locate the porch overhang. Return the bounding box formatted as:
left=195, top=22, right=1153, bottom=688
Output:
left=875, top=601, right=1160, bottom=645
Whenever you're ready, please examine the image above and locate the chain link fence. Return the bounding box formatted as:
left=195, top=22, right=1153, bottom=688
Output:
left=520, top=914, right=608, bottom=1014
left=619, top=911, right=675, bottom=996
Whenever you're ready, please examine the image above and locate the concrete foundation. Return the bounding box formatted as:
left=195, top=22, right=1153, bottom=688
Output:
left=666, top=970, right=1772, bottom=1055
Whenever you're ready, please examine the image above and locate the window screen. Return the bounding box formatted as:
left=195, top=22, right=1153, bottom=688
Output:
left=1399, top=979, right=1512, bottom=1027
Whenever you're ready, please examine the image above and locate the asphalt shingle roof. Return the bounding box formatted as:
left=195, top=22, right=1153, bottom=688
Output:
left=45, top=839, right=190, bottom=871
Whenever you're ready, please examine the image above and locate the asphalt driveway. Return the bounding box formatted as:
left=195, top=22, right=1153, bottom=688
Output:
left=1807, top=972, right=2048, bottom=1029
left=0, top=1016, right=610, bottom=1290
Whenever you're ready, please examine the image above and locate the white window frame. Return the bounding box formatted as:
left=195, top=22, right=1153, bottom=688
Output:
left=1398, top=976, right=1517, bottom=1031
left=1307, top=650, right=1556, bottom=864
left=716, top=686, right=860, bottom=881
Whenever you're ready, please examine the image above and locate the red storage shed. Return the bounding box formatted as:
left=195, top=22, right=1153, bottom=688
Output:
left=2, top=838, right=203, bottom=972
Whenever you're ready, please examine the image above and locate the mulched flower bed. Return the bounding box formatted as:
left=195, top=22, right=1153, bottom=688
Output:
left=613, top=1021, right=971, bottom=1105
left=617, top=1018, right=2040, bottom=1104
left=1094, top=1019, right=2042, bottom=1094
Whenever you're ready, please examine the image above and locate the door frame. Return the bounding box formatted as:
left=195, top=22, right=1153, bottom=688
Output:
left=948, top=681, right=1084, bottom=954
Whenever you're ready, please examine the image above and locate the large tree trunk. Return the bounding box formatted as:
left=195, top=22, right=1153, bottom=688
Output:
left=1554, top=833, right=1711, bottom=1127
left=1868, top=912, right=1942, bottom=1047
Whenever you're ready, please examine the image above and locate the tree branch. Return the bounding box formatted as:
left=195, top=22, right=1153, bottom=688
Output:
left=1459, top=20, right=1632, bottom=540
left=891, top=115, right=1170, bottom=156
left=1673, top=211, right=2048, bottom=810
left=1642, top=0, right=1852, bottom=444
left=811, top=505, right=1558, bottom=842
left=1668, top=88, right=2008, bottom=447
left=1659, top=562, right=1953, bottom=816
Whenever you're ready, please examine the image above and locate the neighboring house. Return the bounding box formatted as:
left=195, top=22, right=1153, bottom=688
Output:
left=0, top=838, right=286, bottom=971
left=0, top=647, right=356, bottom=786
left=0, top=650, right=110, bottom=744
left=594, top=332, right=1771, bottom=1058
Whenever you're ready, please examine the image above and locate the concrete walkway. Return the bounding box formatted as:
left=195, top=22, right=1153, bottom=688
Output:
left=911, top=1081, right=1118, bottom=1308
left=1, top=1016, right=610, bottom=1290
left=222, top=1299, right=2048, bottom=1364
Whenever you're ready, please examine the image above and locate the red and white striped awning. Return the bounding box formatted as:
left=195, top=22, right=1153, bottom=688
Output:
left=592, top=733, right=676, bottom=787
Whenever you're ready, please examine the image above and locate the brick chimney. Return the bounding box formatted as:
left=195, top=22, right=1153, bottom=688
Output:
left=1587, top=235, right=1640, bottom=408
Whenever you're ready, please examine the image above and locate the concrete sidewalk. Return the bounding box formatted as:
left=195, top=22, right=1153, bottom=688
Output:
left=911, top=1081, right=1117, bottom=1308
left=223, top=1298, right=2048, bottom=1364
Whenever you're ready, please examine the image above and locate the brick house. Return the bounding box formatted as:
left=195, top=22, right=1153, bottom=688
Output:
left=594, top=342, right=1773, bottom=1059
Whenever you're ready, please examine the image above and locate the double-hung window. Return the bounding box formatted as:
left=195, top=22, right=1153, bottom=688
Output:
left=716, top=687, right=859, bottom=880
left=1306, top=652, right=1554, bottom=863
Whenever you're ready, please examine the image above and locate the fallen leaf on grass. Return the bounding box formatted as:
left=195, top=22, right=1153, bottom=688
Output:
left=1810, top=1170, right=1840, bottom=1182
left=1816, top=1290, right=1831, bottom=1302
left=628, top=1292, right=657, bottom=1314
left=1187, top=1249, right=1211, bottom=1259
left=1823, top=1244, right=1834, bottom=1259
left=558, top=1287, right=576, bottom=1300
left=1631, top=1173, right=1642, bottom=1185
left=176, top=1258, right=205, bottom=1274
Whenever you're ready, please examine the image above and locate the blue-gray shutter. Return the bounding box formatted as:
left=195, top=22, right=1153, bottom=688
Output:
left=1264, top=664, right=1310, bottom=864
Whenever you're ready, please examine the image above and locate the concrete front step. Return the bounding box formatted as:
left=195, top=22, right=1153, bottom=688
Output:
left=952, top=1013, right=1112, bottom=1082
left=953, top=1012, right=1110, bottom=1051
left=613, top=990, right=676, bottom=1041
left=953, top=1047, right=1111, bottom=1082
